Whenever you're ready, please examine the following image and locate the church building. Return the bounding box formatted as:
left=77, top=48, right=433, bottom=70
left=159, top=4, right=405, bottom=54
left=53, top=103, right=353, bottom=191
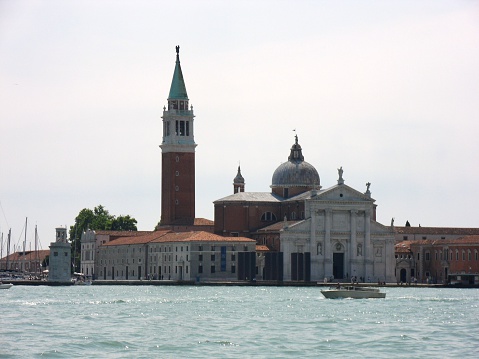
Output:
left=214, top=136, right=396, bottom=283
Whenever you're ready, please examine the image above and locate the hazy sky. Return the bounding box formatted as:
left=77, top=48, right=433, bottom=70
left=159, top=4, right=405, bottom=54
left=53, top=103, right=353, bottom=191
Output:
left=1, top=0, right=478, bottom=251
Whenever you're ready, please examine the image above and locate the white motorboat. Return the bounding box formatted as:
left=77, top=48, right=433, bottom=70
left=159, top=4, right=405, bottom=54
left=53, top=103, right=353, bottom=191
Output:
left=321, top=285, right=386, bottom=299
left=0, top=282, right=13, bottom=289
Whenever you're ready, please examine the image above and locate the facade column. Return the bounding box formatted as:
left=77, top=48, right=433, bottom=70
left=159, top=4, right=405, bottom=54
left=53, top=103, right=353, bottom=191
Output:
left=310, top=208, right=317, bottom=279
left=350, top=210, right=357, bottom=279
left=364, top=209, right=371, bottom=281
left=384, top=238, right=392, bottom=282
left=324, top=208, right=332, bottom=279
left=310, top=208, right=315, bottom=252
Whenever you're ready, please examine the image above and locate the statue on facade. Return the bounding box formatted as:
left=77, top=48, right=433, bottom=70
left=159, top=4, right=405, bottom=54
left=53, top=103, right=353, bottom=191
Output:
left=366, top=182, right=371, bottom=192
left=391, top=217, right=395, bottom=226
left=337, top=166, right=344, bottom=184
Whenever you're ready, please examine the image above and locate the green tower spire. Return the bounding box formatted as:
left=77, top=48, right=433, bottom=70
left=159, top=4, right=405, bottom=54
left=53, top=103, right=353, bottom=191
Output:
left=168, top=45, right=188, bottom=100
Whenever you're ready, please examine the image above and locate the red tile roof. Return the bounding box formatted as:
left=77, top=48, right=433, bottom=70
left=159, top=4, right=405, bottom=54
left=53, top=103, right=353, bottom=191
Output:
left=395, top=226, right=479, bottom=235
left=152, top=231, right=254, bottom=243
left=395, top=235, right=479, bottom=251
left=192, top=218, right=214, bottom=226
left=168, top=218, right=214, bottom=226
left=102, top=230, right=171, bottom=246
left=101, top=230, right=255, bottom=246
left=95, top=230, right=153, bottom=237
left=0, top=249, right=50, bottom=262
left=256, top=245, right=271, bottom=251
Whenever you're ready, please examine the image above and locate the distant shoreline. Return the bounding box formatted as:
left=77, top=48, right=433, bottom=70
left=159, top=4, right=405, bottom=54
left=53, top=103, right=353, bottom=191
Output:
left=3, top=279, right=476, bottom=288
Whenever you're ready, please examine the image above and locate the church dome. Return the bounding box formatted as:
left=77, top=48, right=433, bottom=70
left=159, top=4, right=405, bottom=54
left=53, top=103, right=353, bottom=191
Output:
left=271, top=135, right=320, bottom=189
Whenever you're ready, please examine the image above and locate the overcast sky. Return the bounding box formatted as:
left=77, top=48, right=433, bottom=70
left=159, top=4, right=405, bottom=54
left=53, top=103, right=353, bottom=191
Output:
left=1, top=0, right=478, bottom=251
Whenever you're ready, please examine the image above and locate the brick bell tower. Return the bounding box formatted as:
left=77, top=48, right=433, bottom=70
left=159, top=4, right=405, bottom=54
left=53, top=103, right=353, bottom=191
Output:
left=160, top=46, right=196, bottom=225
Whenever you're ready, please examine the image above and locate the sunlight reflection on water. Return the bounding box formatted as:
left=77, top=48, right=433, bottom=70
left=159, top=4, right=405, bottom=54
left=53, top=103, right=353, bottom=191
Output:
left=1, top=286, right=478, bottom=358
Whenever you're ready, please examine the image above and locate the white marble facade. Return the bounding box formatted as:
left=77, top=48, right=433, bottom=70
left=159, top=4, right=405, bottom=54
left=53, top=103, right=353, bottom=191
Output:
left=280, top=183, right=396, bottom=283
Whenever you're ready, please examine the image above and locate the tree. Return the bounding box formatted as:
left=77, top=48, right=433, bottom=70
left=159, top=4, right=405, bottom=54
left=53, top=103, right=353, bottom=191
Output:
left=69, top=205, right=138, bottom=272
left=111, top=215, right=137, bottom=231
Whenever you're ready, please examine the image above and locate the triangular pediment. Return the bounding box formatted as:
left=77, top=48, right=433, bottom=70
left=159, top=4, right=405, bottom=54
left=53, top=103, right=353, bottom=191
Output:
left=283, top=218, right=310, bottom=231
left=370, top=220, right=394, bottom=234
left=312, top=184, right=374, bottom=203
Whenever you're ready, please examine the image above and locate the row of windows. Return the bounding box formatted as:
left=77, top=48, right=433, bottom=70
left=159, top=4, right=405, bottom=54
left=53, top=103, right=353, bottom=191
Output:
left=198, top=264, right=235, bottom=274
left=424, top=250, right=478, bottom=261
left=198, top=245, right=248, bottom=252
left=149, top=245, right=188, bottom=253
left=102, top=246, right=249, bottom=260
left=197, top=254, right=236, bottom=262
left=105, top=247, right=143, bottom=254
left=260, top=211, right=305, bottom=222
left=106, top=245, right=195, bottom=255
left=151, top=254, right=190, bottom=262
left=101, top=257, right=142, bottom=265
left=101, top=252, right=242, bottom=266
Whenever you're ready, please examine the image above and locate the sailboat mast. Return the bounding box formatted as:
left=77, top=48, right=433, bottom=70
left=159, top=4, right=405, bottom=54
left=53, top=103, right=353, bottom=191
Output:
left=23, top=217, right=27, bottom=274
left=35, top=225, right=38, bottom=276
left=6, top=228, right=11, bottom=270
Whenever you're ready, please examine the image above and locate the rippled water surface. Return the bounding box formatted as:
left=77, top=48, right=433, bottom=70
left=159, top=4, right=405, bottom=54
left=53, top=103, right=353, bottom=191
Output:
left=1, top=285, right=478, bottom=358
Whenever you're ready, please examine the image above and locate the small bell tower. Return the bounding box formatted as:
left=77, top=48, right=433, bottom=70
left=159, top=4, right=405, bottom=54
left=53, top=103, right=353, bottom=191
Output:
left=233, top=165, right=245, bottom=193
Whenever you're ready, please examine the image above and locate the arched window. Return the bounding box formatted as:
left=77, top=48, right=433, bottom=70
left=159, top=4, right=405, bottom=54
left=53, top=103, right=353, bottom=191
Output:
left=260, top=212, right=277, bottom=222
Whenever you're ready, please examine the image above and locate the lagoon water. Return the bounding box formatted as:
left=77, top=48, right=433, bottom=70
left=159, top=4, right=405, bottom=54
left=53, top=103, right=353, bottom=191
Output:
left=1, top=285, right=478, bottom=358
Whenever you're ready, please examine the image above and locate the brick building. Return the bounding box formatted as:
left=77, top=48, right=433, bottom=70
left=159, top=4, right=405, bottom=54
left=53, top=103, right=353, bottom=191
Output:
left=395, top=235, right=479, bottom=285
left=0, top=249, right=49, bottom=275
